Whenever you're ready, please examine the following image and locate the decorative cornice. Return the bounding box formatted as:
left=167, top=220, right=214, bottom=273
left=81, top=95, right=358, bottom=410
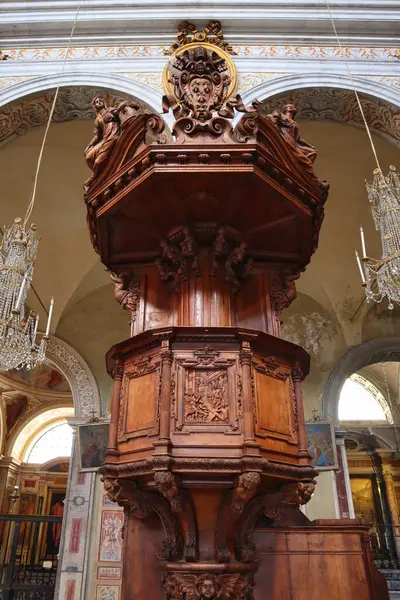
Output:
left=46, top=335, right=101, bottom=417
left=1, top=2, right=399, bottom=47
left=1, top=45, right=399, bottom=62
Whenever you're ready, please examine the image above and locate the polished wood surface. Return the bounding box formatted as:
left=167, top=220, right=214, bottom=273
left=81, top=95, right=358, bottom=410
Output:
left=85, top=27, right=388, bottom=600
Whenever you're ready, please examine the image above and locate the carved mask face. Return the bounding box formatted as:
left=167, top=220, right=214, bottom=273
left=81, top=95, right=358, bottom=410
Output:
left=188, top=77, right=213, bottom=122
left=199, top=580, right=217, bottom=599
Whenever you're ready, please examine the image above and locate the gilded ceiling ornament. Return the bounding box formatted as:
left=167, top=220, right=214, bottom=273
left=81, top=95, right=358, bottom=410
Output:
left=168, top=20, right=234, bottom=55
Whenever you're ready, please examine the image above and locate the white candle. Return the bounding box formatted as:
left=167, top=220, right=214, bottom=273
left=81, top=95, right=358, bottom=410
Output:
left=45, top=297, right=54, bottom=336
left=14, top=274, right=27, bottom=310
left=360, top=226, right=367, bottom=259
left=33, top=314, right=39, bottom=340
left=355, top=250, right=366, bottom=284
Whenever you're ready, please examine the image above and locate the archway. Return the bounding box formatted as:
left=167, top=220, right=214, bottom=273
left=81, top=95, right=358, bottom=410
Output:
left=0, top=78, right=170, bottom=149
left=240, top=74, right=400, bottom=147
left=322, top=337, right=400, bottom=425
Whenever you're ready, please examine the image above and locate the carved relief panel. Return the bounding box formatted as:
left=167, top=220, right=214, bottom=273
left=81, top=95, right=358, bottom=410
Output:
left=118, top=354, right=161, bottom=441
left=173, top=347, right=240, bottom=434
left=252, top=356, right=298, bottom=444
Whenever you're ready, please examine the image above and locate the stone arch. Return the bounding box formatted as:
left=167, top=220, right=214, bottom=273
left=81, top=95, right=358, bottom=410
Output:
left=240, top=73, right=400, bottom=147
left=0, top=72, right=162, bottom=110
left=0, top=73, right=170, bottom=148
left=322, top=337, right=400, bottom=425
left=9, top=406, right=74, bottom=462
left=46, top=335, right=101, bottom=418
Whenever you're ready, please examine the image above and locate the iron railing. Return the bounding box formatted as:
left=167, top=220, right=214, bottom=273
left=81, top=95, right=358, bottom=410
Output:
left=0, top=515, right=63, bottom=600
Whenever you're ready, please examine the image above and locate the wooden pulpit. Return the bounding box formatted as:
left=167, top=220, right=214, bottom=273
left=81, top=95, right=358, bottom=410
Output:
left=84, top=35, right=389, bottom=600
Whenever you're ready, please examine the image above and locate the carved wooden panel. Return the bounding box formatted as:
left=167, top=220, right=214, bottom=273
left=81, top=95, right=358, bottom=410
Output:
left=118, top=355, right=161, bottom=441
left=173, top=347, right=239, bottom=434
left=252, top=357, right=298, bottom=444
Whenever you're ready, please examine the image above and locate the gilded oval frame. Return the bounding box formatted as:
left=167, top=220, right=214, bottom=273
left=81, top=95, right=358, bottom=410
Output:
left=162, top=42, right=238, bottom=101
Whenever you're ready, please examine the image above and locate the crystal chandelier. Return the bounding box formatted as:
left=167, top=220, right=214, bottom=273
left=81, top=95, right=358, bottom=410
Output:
left=0, top=0, right=81, bottom=371
left=355, top=166, right=400, bottom=310
left=0, top=218, right=53, bottom=371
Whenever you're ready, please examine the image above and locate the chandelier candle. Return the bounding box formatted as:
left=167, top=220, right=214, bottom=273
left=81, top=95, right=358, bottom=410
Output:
left=360, top=226, right=367, bottom=259
left=355, top=250, right=367, bottom=285
left=45, top=297, right=54, bottom=337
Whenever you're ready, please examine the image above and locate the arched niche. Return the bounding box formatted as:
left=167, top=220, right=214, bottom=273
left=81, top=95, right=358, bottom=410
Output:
left=322, top=337, right=400, bottom=426
left=0, top=74, right=171, bottom=148
left=240, top=74, right=400, bottom=148
left=46, top=335, right=101, bottom=417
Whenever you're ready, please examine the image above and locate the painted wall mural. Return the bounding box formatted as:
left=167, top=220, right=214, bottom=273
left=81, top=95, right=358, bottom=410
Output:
left=6, top=364, right=70, bottom=392
left=99, top=511, right=124, bottom=562
left=97, top=585, right=119, bottom=600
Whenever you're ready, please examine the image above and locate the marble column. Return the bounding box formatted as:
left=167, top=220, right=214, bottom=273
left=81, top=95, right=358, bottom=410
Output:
left=383, top=467, right=400, bottom=564
left=370, top=451, right=398, bottom=567
left=335, top=431, right=355, bottom=519
left=55, top=420, right=98, bottom=600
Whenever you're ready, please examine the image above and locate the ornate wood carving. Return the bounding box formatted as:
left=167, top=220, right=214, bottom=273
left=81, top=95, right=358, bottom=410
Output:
left=174, top=347, right=238, bottom=433
left=162, top=41, right=257, bottom=145
left=154, top=471, right=199, bottom=562
left=235, top=481, right=315, bottom=563
left=268, top=270, right=300, bottom=322
left=154, top=225, right=252, bottom=293
left=84, top=97, right=165, bottom=187
left=163, top=572, right=254, bottom=600
left=215, top=472, right=261, bottom=562
left=103, top=478, right=184, bottom=562
left=168, top=20, right=234, bottom=55
left=185, top=370, right=228, bottom=424
left=154, top=471, right=183, bottom=513
left=107, top=269, right=141, bottom=324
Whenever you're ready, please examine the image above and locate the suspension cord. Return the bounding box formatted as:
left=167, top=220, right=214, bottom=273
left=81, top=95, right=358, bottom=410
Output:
left=326, top=0, right=382, bottom=174
left=23, top=1, right=83, bottom=226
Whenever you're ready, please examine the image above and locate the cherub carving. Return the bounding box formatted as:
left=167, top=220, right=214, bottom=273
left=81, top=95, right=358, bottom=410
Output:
left=164, top=572, right=249, bottom=600
left=269, top=104, right=317, bottom=165
left=180, top=227, right=200, bottom=276
left=211, top=227, right=230, bottom=275
left=225, top=242, right=253, bottom=293
left=156, top=239, right=187, bottom=290
left=107, top=270, right=140, bottom=317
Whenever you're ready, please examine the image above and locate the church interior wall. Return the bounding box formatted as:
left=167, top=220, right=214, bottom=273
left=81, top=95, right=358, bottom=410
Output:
left=0, top=5, right=399, bottom=598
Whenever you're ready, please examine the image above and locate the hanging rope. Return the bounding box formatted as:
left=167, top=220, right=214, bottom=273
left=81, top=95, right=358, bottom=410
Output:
left=23, top=1, right=83, bottom=226
left=326, top=0, right=383, bottom=174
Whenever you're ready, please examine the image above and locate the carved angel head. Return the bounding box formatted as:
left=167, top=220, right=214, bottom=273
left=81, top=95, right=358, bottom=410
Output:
left=197, top=574, right=219, bottom=599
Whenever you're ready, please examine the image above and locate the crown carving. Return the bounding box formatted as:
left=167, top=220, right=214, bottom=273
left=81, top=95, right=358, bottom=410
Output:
left=168, top=20, right=234, bottom=55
